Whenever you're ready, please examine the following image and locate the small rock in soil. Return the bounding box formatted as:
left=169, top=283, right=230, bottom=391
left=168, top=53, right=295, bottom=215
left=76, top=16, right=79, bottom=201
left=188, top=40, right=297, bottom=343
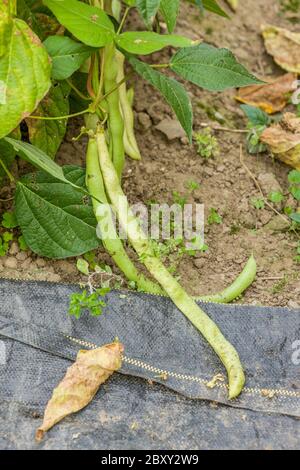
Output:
left=16, top=251, right=28, bottom=261
left=257, top=173, right=284, bottom=207
left=155, top=119, right=186, bottom=140
left=9, top=241, right=19, bottom=256
left=287, top=300, right=300, bottom=309
left=264, top=215, right=290, bottom=232
left=137, top=112, right=152, bottom=131
left=36, top=258, right=47, bottom=268
left=4, top=257, right=18, bottom=269
left=193, top=258, right=206, bottom=269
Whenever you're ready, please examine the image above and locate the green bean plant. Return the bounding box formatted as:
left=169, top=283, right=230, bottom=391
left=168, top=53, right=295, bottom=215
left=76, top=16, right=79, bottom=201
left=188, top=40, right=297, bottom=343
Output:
left=0, top=0, right=262, bottom=398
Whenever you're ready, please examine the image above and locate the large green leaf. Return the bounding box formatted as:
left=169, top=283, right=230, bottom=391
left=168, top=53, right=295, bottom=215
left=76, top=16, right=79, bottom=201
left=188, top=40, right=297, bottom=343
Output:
left=159, top=0, right=180, bottom=33
left=129, top=56, right=192, bottom=141
left=44, top=0, right=115, bottom=47
left=15, top=166, right=100, bottom=258
left=0, top=17, right=51, bottom=139
left=44, top=35, right=93, bottom=80
left=170, top=43, right=262, bottom=91
left=117, top=31, right=197, bottom=55
left=25, top=81, right=70, bottom=159
left=136, top=0, right=161, bottom=27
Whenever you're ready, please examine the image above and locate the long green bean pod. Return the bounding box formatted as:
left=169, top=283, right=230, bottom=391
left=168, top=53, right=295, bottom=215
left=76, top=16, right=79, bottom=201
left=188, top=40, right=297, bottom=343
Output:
left=86, top=136, right=164, bottom=295
left=96, top=128, right=245, bottom=399
left=103, top=44, right=125, bottom=178
left=115, top=50, right=141, bottom=161
left=197, top=255, right=256, bottom=303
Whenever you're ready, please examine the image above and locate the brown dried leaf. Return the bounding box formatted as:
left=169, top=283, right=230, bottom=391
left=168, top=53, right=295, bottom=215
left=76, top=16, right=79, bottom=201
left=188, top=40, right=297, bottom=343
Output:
left=260, top=113, right=300, bottom=170
left=236, top=73, right=297, bottom=114
left=36, top=341, right=124, bottom=441
left=261, top=24, right=300, bottom=74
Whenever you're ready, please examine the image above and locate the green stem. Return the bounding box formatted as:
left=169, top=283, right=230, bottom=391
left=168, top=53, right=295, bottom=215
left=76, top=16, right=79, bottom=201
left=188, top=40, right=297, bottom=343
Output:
left=96, top=128, right=245, bottom=399
left=66, top=78, right=91, bottom=101
left=117, top=6, right=130, bottom=34
left=29, top=108, right=90, bottom=120
left=86, top=135, right=165, bottom=296
left=115, top=50, right=141, bottom=161
left=0, top=158, right=14, bottom=182
left=103, top=43, right=125, bottom=179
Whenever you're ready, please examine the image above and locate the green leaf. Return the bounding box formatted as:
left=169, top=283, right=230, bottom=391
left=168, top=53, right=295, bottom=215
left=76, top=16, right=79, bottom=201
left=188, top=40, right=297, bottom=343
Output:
left=290, top=213, right=300, bottom=223
left=202, top=0, right=229, bottom=17
left=44, top=36, right=93, bottom=80
left=170, top=43, right=263, bottom=91
left=77, top=258, right=89, bottom=275
left=288, top=170, right=300, bottom=184
left=128, top=56, right=193, bottom=141
left=0, top=18, right=51, bottom=139
left=136, top=0, right=161, bottom=27
left=0, top=139, right=15, bottom=181
left=15, top=166, right=100, bottom=258
left=117, top=31, right=197, bottom=55
left=159, top=0, right=180, bottom=33
left=2, top=211, right=18, bottom=229
left=25, top=81, right=70, bottom=159
left=4, top=137, right=78, bottom=186
left=240, top=104, right=270, bottom=126
left=44, top=0, right=115, bottom=47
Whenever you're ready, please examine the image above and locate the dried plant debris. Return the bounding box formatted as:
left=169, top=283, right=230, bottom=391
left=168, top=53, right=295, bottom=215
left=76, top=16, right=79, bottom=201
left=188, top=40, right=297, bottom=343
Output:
left=236, top=73, right=297, bottom=114
left=260, top=113, right=300, bottom=170
left=261, top=24, right=300, bottom=73
left=36, top=341, right=124, bottom=441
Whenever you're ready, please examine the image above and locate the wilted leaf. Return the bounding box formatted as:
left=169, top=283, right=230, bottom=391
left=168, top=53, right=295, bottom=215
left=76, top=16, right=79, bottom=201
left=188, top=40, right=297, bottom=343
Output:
left=36, top=342, right=123, bottom=440
left=260, top=113, right=300, bottom=170
left=236, top=73, right=297, bottom=114
left=261, top=24, right=300, bottom=74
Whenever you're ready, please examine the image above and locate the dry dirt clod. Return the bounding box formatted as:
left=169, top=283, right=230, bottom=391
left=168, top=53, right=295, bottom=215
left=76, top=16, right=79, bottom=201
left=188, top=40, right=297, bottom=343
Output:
left=137, top=112, right=152, bottom=131
left=4, top=257, right=18, bottom=269
left=9, top=241, right=19, bottom=256
left=155, top=119, right=186, bottom=140
left=264, top=215, right=291, bottom=232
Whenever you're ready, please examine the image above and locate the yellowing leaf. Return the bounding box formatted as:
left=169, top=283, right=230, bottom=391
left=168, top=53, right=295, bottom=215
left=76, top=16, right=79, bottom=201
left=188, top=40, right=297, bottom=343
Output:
left=36, top=341, right=124, bottom=440
left=236, top=73, right=297, bottom=114
left=0, top=18, right=51, bottom=139
left=261, top=24, right=300, bottom=74
left=260, top=113, right=300, bottom=170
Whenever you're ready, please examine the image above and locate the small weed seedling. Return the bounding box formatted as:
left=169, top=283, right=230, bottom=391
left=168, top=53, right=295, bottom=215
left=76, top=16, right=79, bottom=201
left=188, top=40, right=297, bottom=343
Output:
left=0, top=0, right=263, bottom=399
left=194, top=128, right=220, bottom=158
left=208, top=208, right=223, bottom=225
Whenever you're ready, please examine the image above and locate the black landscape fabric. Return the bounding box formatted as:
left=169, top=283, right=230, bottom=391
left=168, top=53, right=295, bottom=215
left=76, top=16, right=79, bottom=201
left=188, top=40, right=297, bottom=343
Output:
left=0, top=278, right=299, bottom=450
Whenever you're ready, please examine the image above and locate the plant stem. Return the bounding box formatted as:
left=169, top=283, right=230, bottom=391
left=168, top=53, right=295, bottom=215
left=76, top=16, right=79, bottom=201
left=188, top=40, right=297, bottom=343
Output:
left=115, top=50, right=141, bottom=161
left=66, top=78, right=91, bottom=101
left=29, top=108, right=90, bottom=120
left=86, top=135, right=165, bottom=296
left=96, top=128, right=245, bottom=399
left=103, top=43, right=125, bottom=179
left=0, top=158, right=15, bottom=182
left=117, top=6, right=130, bottom=34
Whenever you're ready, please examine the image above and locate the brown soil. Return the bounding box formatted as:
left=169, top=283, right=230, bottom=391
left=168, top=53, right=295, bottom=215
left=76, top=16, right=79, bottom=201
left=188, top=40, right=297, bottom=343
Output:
left=0, top=0, right=299, bottom=307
